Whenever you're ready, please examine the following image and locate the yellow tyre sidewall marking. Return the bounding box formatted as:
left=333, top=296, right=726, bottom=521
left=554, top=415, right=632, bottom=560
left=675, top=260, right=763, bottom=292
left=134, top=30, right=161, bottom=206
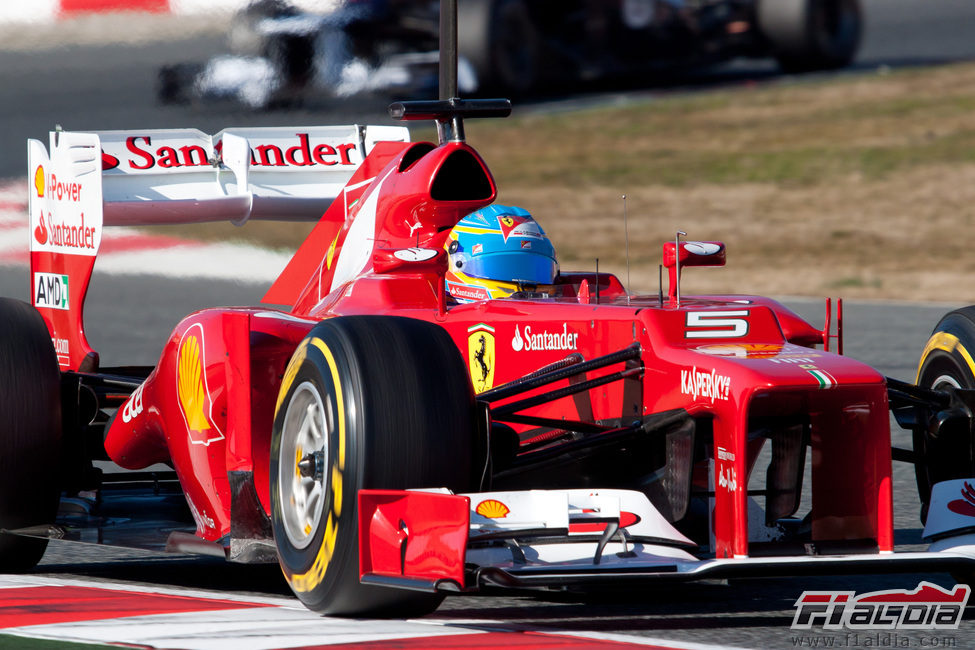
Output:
left=278, top=337, right=347, bottom=594
left=276, top=338, right=309, bottom=413
left=916, top=331, right=975, bottom=384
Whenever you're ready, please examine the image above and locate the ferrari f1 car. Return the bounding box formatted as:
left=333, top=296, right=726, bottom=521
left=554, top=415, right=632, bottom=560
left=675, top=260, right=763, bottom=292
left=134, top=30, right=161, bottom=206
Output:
left=158, top=0, right=862, bottom=108
left=6, top=93, right=975, bottom=617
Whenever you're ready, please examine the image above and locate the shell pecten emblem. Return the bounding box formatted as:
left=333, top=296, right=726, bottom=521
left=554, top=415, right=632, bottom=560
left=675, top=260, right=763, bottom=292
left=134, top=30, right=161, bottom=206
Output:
left=475, top=499, right=510, bottom=519
left=178, top=335, right=210, bottom=432
left=176, top=323, right=224, bottom=446
left=34, top=165, right=45, bottom=197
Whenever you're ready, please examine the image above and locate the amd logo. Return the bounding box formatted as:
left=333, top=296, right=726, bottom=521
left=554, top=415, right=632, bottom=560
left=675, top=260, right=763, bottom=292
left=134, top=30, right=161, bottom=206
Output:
left=34, top=272, right=69, bottom=310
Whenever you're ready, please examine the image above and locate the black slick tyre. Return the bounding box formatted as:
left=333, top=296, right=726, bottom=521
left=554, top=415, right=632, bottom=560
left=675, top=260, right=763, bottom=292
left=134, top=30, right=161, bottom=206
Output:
left=917, top=307, right=975, bottom=394
left=757, top=0, right=861, bottom=73
left=915, top=306, right=975, bottom=520
left=0, top=298, right=62, bottom=571
left=270, top=316, right=475, bottom=616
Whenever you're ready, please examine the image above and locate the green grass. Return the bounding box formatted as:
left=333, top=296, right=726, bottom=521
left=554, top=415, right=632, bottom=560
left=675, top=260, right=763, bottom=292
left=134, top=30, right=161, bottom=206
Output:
left=469, top=68, right=975, bottom=190
left=0, top=635, right=115, bottom=650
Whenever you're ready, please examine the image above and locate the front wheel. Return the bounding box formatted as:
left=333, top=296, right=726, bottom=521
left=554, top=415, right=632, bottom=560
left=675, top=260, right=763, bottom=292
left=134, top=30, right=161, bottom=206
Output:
left=270, top=316, right=475, bottom=616
left=915, top=306, right=975, bottom=520
left=0, top=298, right=62, bottom=571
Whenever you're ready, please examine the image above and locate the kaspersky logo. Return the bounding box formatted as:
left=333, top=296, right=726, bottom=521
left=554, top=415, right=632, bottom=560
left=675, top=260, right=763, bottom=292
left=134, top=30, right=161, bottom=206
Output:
left=792, top=582, right=969, bottom=630
left=33, top=272, right=69, bottom=310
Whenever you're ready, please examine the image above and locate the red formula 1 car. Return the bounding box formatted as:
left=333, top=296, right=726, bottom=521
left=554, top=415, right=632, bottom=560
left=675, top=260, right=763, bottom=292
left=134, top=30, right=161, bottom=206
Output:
left=5, top=98, right=975, bottom=617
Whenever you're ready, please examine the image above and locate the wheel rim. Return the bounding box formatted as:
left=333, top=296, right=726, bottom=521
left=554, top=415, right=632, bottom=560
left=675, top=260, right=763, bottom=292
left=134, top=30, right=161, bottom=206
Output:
left=278, top=381, right=330, bottom=550
left=930, top=373, right=963, bottom=390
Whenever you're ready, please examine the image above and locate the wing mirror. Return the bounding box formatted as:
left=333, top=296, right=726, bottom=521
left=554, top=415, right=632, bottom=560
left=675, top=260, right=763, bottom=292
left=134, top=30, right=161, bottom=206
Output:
left=661, top=237, right=726, bottom=304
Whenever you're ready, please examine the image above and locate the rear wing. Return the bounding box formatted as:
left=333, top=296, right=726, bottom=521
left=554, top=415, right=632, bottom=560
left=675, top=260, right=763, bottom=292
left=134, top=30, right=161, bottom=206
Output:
left=29, top=125, right=411, bottom=227
left=27, top=124, right=410, bottom=370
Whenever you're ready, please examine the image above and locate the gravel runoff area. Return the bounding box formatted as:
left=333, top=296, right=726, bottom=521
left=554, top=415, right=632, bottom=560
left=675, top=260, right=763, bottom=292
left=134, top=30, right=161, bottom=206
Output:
left=0, top=11, right=227, bottom=52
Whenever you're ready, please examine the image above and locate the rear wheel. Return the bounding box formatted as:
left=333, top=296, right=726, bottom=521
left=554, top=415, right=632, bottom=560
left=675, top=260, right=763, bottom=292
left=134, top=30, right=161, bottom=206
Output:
left=460, top=0, right=540, bottom=94
left=757, top=0, right=861, bottom=73
left=0, top=298, right=62, bottom=571
left=270, top=316, right=475, bottom=616
left=915, top=306, right=975, bottom=520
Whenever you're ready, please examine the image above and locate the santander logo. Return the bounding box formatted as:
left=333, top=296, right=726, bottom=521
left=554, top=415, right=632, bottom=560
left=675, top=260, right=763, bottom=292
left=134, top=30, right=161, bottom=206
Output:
left=102, top=134, right=359, bottom=172
left=947, top=481, right=975, bottom=517
left=102, top=151, right=120, bottom=170
left=511, top=323, right=579, bottom=352
left=512, top=326, right=524, bottom=351
left=34, top=214, right=48, bottom=245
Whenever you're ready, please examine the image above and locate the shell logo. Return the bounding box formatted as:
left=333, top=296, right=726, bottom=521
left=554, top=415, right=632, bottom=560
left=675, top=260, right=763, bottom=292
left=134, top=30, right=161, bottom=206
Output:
left=178, top=333, right=211, bottom=433
left=475, top=499, right=510, bottom=519
left=34, top=165, right=45, bottom=197
left=175, top=323, right=225, bottom=446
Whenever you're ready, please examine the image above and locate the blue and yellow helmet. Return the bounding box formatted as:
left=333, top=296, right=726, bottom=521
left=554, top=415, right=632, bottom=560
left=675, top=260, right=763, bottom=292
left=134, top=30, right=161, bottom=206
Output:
left=445, top=205, right=558, bottom=302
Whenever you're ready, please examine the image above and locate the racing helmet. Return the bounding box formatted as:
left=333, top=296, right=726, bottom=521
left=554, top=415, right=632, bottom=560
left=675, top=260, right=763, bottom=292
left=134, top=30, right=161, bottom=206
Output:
left=445, top=205, right=559, bottom=302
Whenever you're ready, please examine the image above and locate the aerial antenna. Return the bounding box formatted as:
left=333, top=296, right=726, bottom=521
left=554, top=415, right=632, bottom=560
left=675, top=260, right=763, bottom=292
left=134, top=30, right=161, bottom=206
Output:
left=658, top=265, right=663, bottom=306
left=595, top=258, right=600, bottom=305
left=388, top=0, right=511, bottom=143
left=437, top=0, right=459, bottom=142
left=622, top=194, right=631, bottom=304
left=675, top=230, right=686, bottom=306
left=439, top=0, right=458, bottom=102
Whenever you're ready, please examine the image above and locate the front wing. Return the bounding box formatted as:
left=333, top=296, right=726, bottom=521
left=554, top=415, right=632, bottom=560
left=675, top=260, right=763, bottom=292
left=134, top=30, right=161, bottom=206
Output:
left=357, top=488, right=975, bottom=594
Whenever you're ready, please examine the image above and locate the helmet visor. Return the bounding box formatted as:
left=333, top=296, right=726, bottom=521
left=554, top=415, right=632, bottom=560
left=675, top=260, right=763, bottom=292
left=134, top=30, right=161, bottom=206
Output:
left=463, top=251, right=558, bottom=286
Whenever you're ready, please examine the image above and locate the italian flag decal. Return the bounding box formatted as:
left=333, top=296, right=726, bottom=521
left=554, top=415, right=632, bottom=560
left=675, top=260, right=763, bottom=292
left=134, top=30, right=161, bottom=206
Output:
left=807, top=368, right=837, bottom=388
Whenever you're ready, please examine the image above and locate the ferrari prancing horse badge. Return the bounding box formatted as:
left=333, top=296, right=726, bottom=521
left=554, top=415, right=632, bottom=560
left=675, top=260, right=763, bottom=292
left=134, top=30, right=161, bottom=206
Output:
left=467, top=323, right=495, bottom=394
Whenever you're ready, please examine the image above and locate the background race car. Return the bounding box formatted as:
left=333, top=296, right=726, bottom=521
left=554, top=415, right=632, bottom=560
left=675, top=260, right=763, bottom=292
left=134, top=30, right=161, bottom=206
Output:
left=158, top=0, right=863, bottom=108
